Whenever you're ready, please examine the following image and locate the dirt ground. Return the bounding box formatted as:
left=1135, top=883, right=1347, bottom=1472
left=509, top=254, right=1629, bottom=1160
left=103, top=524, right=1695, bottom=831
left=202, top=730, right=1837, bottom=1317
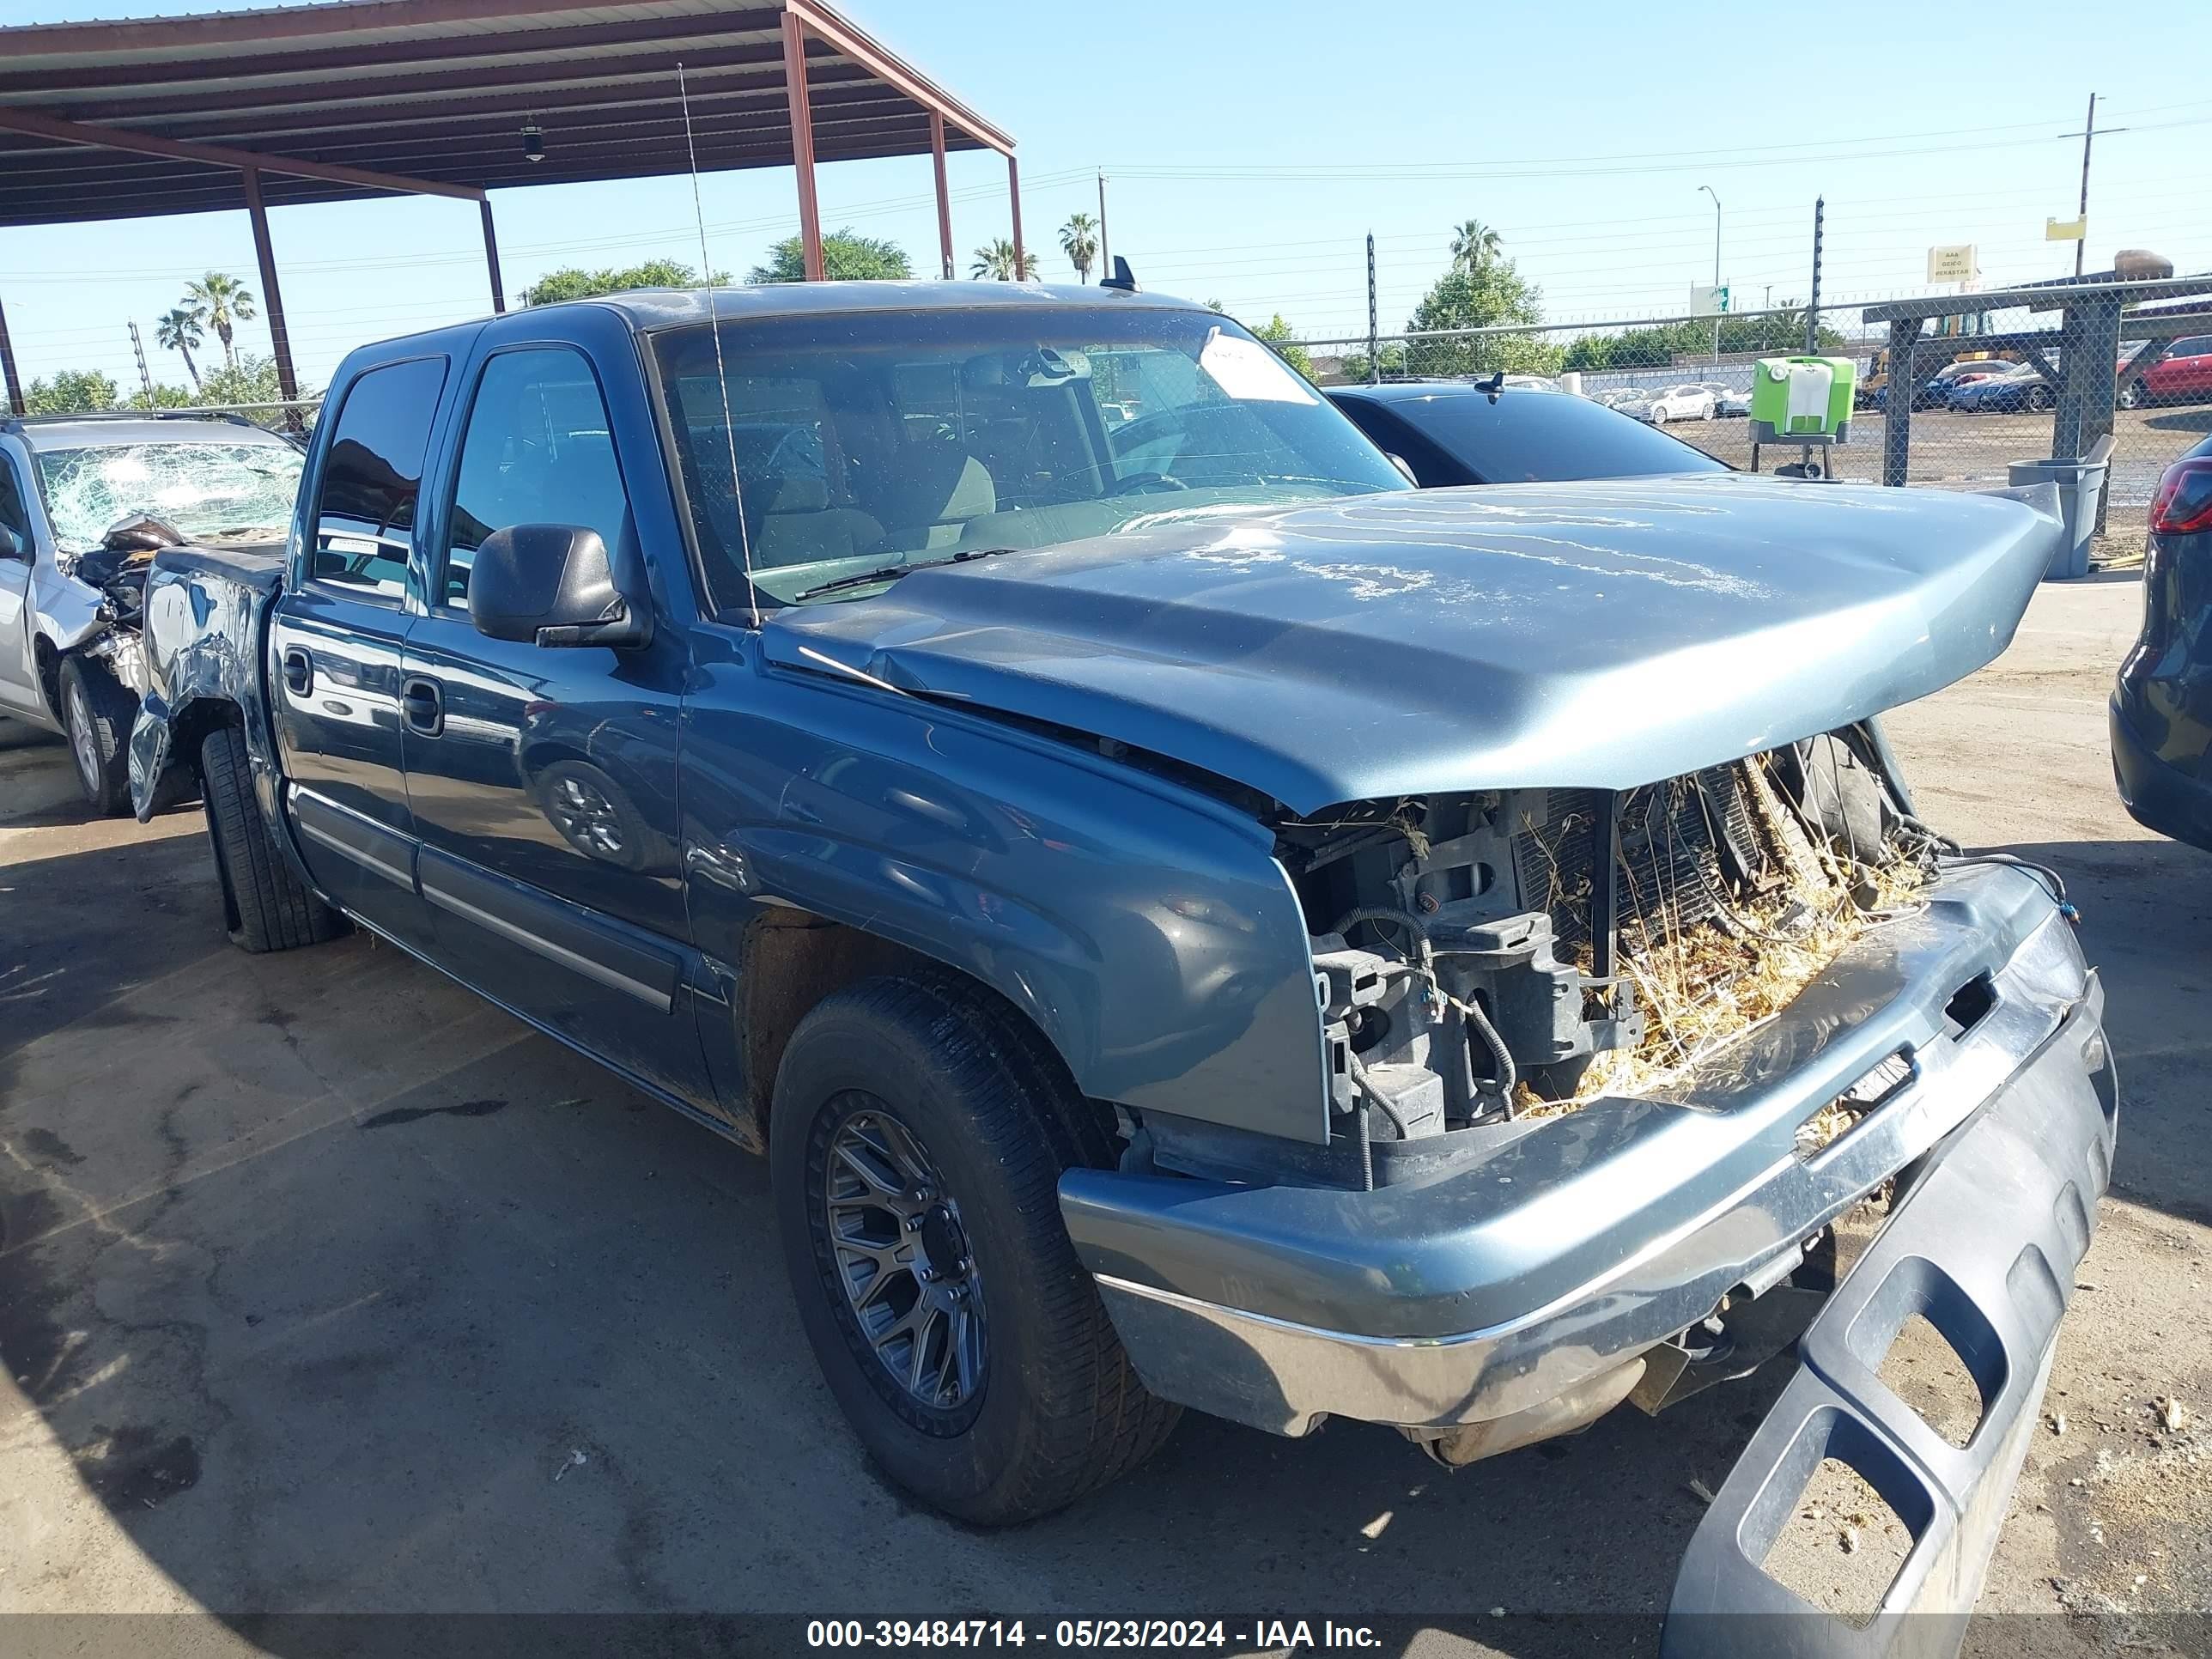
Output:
left=0, top=574, right=2207, bottom=1658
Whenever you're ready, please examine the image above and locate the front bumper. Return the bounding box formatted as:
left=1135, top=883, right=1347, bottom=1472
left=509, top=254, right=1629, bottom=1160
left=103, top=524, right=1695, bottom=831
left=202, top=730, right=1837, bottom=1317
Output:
left=1062, top=865, right=2113, bottom=1638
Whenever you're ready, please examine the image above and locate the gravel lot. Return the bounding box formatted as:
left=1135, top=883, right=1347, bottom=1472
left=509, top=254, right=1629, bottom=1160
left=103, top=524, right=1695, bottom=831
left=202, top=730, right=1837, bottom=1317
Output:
left=1667, top=404, right=2209, bottom=511
left=1, top=575, right=2206, bottom=1657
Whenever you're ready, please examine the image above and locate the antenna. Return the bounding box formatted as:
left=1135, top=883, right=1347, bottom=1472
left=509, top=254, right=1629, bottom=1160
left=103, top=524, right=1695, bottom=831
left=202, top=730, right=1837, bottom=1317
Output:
left=677, top=61, right=761, bottom=629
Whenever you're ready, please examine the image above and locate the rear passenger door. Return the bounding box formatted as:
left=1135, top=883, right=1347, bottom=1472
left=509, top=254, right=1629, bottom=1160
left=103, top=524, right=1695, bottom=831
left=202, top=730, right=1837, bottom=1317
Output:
left=270, top=355, right=448, bottom=952
left=401, top=341, right=703, bottom=1102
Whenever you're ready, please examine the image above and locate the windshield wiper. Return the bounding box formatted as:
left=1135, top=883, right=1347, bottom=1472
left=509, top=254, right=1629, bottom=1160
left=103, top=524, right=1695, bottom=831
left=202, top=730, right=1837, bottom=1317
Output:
left=792, top=546, right=1014, bottom=602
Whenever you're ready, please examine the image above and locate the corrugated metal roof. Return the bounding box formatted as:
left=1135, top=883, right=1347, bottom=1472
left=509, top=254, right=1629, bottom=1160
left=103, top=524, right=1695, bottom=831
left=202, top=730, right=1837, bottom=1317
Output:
left=0, top=0, right=1006, bottom=226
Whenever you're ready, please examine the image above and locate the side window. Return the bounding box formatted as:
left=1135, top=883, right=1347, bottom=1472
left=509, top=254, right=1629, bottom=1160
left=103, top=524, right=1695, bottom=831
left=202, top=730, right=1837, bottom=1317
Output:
left=444, top=348, right=629, bottom=608
left=0, top=453, right=30, bottom=542
left=312, top=356, right=447, bottom=597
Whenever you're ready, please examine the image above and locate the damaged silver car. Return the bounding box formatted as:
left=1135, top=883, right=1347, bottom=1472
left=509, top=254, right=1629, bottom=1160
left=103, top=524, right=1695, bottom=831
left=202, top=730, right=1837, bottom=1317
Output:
left=0, top=412, right=303, bottom=812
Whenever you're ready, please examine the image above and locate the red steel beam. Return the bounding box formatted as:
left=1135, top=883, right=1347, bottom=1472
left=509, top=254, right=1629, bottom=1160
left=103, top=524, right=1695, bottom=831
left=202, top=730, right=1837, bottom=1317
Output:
left=782, top=9, right=824, bottom=281
left=930, top=112, right=952, bottom=279
left=239, top=165, right=299, bottom=404
left=784, top=0, right=1012, bottom=156
left=0, top=103, right=483, bottom=199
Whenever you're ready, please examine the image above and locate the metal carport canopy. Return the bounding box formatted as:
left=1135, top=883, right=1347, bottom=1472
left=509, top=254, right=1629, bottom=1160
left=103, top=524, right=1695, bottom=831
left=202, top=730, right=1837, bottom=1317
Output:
left=0, top=0, right=1021, bottom=413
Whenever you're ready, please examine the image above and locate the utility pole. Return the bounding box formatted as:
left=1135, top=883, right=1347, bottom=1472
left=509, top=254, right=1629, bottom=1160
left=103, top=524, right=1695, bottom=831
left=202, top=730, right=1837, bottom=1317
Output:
left=2058, top=94, right=2125, bottom=278
left=1806, top=197, right=1824, bottom=356
left=1096, top=170, right=1110, bottom=282
left=1698, top=185, right=1722, bottom=362
left=1366, top=233, right=1378, bottom=386
left=127, top=320, right=154, bottom=400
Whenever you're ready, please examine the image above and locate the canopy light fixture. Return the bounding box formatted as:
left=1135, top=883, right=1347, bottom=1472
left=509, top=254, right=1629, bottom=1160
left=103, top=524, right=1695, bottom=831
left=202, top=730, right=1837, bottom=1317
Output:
left=520, top=118, right=545, bottom=163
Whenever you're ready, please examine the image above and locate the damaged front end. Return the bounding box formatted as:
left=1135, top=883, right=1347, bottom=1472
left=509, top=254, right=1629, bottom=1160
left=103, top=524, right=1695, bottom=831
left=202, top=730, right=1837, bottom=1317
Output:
left=1280, top=722, right=1937, bottom=1155
left=1061, top=722, right=2111, bottom=1652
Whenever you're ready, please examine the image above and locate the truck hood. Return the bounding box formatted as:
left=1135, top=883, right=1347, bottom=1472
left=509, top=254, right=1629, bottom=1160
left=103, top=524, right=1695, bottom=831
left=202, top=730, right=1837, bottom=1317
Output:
left=763, top=475, right=2061, bottom=814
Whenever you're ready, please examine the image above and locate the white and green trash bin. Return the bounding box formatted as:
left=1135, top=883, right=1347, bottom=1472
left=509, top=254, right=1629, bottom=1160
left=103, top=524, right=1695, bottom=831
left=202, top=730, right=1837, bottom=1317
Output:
left=2008, top=434, right=2114, bottom=580
left=1749, top=356, right=1856, bottom=476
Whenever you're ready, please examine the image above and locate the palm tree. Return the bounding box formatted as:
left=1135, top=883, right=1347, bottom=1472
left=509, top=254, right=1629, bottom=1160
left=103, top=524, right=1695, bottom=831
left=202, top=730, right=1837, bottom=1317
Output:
left=154, top=306, right=205, bottom=390
left=1449, top=218, right=1501, bottom=274
left=1059, top=212, right=1099, bottom=283
left=969, top=239, right=1035, bottom=281
left=182, top=271, right=258, bottom=370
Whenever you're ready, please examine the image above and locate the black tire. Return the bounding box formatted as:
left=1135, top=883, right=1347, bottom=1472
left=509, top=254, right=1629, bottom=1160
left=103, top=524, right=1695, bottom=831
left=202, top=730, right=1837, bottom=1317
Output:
left=2026, top=385, right=2054, bottom=414
left=58, top=654, right=136, bottom=817
left=199, top=724, right=347, bottom=953
left=771, top=975, right=1178, bottom=1525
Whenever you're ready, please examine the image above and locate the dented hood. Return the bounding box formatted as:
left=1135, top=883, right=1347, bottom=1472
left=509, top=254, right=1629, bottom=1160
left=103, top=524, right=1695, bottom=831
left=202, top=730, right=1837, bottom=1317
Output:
left=763, top=475, right=2062, bottom=814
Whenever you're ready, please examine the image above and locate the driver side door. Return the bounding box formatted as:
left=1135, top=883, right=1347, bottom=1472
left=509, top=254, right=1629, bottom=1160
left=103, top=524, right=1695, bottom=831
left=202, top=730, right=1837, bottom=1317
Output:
left=0, top=443, right=40, bottom=717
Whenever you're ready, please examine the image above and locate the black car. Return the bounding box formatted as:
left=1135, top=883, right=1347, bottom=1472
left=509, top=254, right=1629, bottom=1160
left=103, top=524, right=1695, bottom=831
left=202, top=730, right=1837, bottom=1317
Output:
left=2113, top=433, right=2212, bottom=849
left=1325, top=379, right=1728, bottom=485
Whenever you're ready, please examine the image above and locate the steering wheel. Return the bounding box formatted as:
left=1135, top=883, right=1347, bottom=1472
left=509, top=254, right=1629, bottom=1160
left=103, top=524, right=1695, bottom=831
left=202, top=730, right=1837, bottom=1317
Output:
left=1105, top=471, right=1191, bottom=497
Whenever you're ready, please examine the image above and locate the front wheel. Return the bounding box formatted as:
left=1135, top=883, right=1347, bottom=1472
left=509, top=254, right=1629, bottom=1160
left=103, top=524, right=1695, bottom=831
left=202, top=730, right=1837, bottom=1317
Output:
left=2118, top=380, right=2143, bottom=410
left=200, top=724, right=348, bottom=952
left=772, top=975, right=1177, bottom=1525
left=58, top=654, right=135, bottom=816
left=2026, top=385, right=2055, bottom=413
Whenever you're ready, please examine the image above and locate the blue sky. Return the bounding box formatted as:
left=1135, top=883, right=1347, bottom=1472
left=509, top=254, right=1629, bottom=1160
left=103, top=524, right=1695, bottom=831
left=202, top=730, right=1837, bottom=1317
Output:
left=4, top=0, right=2209, bottom=394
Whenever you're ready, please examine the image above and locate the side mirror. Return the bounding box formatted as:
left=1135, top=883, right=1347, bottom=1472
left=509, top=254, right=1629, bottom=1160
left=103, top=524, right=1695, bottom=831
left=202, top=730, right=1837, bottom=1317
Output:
left=467, top=524, right=651, bottom=649
left=0, top=525, right=25, bottom=562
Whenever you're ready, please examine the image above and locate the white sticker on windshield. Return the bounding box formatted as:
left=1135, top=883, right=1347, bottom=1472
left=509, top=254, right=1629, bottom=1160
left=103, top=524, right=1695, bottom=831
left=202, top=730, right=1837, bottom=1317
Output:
left=1198, top=329, right=1317, bottom=404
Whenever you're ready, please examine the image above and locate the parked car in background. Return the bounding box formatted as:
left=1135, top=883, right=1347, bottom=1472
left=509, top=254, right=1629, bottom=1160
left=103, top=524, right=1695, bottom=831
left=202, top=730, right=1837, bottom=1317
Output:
left=2119, top=334, right=2212, bottom=410
left=1922, top=358, right=2017, bottom=410
left=1700, top=381, right=1752, bottom=417
left=2112, top=432, right=2212, bottom=849
left=1949, top=362, right=2057, bottom=415
left=0, top=413, right=303, bottom=812
left=1638, top=384, right=1718, bottom=423
left=1498, top=373, right=1562, bottom=393
left=1327, top=379, right=1727, bottom=483
left=125, top=286, right=2109, bottom=1653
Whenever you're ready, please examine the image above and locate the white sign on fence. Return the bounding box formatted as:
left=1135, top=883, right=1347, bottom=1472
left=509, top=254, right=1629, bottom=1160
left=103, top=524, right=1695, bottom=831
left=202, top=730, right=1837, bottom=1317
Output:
left=1926, top=244, right=1978, bottom=283
left=1690, top=284, right=1730, bottom=317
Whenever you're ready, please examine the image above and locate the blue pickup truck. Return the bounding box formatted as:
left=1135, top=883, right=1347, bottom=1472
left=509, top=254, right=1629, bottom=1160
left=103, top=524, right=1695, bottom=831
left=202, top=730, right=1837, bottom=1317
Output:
left=131, top=283, right=2112, bottom=1650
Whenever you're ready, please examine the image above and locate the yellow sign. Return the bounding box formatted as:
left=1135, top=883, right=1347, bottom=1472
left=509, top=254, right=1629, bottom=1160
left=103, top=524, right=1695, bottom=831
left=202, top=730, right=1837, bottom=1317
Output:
left=1926, top=244, right=1977, bottom=283
left=2045, top=216, right=2087, bottom=242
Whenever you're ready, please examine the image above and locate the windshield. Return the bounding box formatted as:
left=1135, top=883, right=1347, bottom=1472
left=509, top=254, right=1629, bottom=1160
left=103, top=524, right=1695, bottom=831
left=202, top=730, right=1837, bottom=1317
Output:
left=651, top=306, right=1407, bottom=610
left=34, top=439, right=303, bottom=556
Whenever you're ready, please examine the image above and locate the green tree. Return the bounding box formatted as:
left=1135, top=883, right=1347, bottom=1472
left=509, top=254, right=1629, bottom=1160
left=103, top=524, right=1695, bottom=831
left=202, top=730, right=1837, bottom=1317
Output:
left=24, top=368, right=119, bottom=413
left=198, top=354, right=311, bottom=428
left=1402, top=258, right=1561, bottom=377
left=182, top=270, right=257, bottom=370
left=155, top=305, right=205, bottom=390
left=1249, top=313, right=1314, bottom=380
left=126, top=383, right=199, bottom=410
left=969, top=238, right=1036, bottom=281
left=1449, top=218, right=1502, bottom=274
left=747, top=228, right=911, bottom=284
left=1058, top=212, right=1099, bottom=283
left=1337, top=343, right=1409, bottom=382
left=526, top=258, right=728, bottom=304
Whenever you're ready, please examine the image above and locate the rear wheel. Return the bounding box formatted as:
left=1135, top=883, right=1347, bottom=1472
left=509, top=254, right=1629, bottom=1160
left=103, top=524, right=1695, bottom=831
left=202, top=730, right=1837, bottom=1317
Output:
left=199, top=724, right=347, bottom=953
left=2026, top=384, right=2055, bottom=414
left=58, top=655, right=135, bottom=817
left=771, top=975, right=1178, bottom=1525
left=2118, top=380, right=2144, bottom=410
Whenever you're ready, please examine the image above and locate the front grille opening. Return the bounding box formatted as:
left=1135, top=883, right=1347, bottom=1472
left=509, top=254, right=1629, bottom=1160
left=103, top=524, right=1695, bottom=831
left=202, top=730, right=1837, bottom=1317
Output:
left=1796, top=1047, right=1914, bottom=1158
left=1942, top=972, right=1997, bottom=1038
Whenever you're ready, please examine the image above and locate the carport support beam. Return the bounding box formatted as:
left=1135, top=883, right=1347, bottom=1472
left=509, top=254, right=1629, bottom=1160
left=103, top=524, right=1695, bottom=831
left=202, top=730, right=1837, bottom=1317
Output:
left=1007, top=154, right=1024, bottom=281
left=480, top=198, right=506, bottom=313
left=930, top=112, right=953, bottom=280
left=1881, top=318, right=1920, bottom=488
left=239, top=167, right=298, bottom=411
left=0, top=289, right=21, bottom=416
left=782, top=9, right=825, bottom=281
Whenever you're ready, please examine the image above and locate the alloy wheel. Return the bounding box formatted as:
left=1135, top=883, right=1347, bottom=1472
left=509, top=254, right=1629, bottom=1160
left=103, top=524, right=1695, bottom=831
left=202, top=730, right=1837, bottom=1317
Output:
left=65, top=678, right=101, bottom=795
left=819, top=1101, right=987, bottom=1414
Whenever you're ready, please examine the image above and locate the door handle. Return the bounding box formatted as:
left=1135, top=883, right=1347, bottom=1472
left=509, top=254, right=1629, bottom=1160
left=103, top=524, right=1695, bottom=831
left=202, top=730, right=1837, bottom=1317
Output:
left=282, top=646, right=313, bottom=696
left=400, top=674, right=444, bottom=737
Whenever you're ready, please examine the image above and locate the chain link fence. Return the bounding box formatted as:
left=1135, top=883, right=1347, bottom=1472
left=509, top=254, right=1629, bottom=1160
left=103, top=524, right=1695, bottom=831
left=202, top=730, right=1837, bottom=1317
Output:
left=1291, top=281, right=2211, bottom=554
